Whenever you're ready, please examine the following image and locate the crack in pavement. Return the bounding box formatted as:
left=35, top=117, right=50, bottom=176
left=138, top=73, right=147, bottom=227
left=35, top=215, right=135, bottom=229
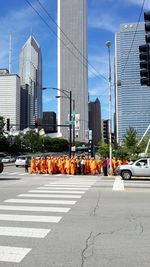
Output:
left=80, top=227, right=125, bottom=267
left=90, top=192, right=101, bottom=216
left=81, top=232, right=94, bottom=267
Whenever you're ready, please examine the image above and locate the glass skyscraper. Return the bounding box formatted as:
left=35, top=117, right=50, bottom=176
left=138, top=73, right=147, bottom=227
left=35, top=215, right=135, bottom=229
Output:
left=57, top=0, right=88, bottom=142
left=19, top=35, right=42, bottom=128
left=115, top=23, right=150, bottom=144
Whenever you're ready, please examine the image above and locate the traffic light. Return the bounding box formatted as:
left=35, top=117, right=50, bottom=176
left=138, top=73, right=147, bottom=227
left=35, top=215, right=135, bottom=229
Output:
left=139, top=44, right=150, bottom=86
left=144, top=11, right=150, bottom=43
left=6, top=118, right=10, bottom=131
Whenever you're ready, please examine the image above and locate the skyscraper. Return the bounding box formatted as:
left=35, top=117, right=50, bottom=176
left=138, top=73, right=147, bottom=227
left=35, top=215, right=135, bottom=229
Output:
left=19, top=35, right=42, bottom=129
left=57, top=0, right=88, bottom=142
left=0, top=69, right=20, bottom=130
left=115, top=23, right=150, bottom=144
left=88, top=98, right=101, bottom=145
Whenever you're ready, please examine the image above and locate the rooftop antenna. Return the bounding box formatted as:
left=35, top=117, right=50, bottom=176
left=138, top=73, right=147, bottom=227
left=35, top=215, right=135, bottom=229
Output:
left=30, top=26, right=33, bottom=36
left=8, top=34, right=12, bottom=73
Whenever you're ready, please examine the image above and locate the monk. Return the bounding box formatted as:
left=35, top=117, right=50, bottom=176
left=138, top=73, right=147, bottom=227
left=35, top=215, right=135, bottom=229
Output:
left=90, top=158, right=97, bottom=175
left=47, top=157, right=54, bottom=174
left=97, top=159, right=102, bottom=174
left=65, top=157, right=70, bottom=174
left=30, top=157, right=36, bottom=174
left=70, top=158, right=76, bottom=175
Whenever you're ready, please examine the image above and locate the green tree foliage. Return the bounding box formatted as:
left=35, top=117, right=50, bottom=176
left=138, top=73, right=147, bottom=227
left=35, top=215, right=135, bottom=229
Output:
left=123, top=127, right=144, bottom=156
left=123, top=127, right=138, bottom=149
left=22, top=130, right=40, bottom=153
left=113, top=146, right=129, bottom=160
left=98, top=143, right=109, bottom=158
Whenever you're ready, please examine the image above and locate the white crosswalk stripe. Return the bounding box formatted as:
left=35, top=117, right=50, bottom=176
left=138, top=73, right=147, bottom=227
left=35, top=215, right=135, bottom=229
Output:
left=37, top=186, right=89, bottom=190
left=0, top=177, right=95, bottom=263
left=0, top=205, right=70, bottom=213
left=0, top=214, right=62, bottom=223
left=29, top=190, right=85, bottom=194
left=0, top=246, right=31, bottom=263
left=5, top=198, right=76, bottom=205
left=0, top=226, right=50, bottom=238
left=44, top=184, right=91, bottom=188
left=18, top=193, right=82, bottom=199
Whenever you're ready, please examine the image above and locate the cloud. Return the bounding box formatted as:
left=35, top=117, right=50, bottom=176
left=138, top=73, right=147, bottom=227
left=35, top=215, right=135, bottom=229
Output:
left=88, top=13, right=119, bottom=33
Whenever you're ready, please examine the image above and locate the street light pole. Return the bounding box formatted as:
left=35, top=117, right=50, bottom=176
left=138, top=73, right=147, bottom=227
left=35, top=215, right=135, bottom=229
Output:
left=105, top=41, right=113, bottom=175
left=69, top=90, right=72, bottom=158
left=42, top=87, right=72, bottom=158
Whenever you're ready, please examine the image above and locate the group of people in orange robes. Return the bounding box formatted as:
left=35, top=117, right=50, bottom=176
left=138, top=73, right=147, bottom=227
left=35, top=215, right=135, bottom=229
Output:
left=30, top=156, right=102, bottom=175
left=30, top=156, right=128, bottom=176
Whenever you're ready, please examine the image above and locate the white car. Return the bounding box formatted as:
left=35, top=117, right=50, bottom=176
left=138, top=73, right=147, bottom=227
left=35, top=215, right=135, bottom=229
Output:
left=15, top=156, right=31, bottom=167
left=117, top=158, right=150, bottom=180
left=2, top=156, right=16, bottom=163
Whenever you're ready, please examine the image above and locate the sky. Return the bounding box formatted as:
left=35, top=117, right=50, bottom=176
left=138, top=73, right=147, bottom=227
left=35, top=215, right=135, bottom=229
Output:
left=0, top=0, right=150, bottom=120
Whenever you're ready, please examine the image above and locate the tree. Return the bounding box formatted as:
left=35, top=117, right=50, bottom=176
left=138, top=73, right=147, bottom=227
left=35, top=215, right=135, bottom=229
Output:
left=22, top=130, right=40, bottom=153
left=123, top=127, right=138, bottom=149
left=98, top=143, right=109, bottom=158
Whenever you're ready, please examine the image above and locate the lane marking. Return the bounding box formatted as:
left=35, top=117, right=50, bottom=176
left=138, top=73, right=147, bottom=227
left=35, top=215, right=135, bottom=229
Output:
left=0, top=205, right=70, bottom=213
left=0, top=246, right=31, bottom=263
left=0, top=214, right=62, bottom=223
left=112, top=178, right=124, bottom=191
left=29, top=190, right=85, bottom=194
left=37, top=186, right=89, bottom=190
left=18, top=193, right=82, bottom=199
left=0, top=226, right=50, bottom=238
left=5, top=198, right=76, bottom=205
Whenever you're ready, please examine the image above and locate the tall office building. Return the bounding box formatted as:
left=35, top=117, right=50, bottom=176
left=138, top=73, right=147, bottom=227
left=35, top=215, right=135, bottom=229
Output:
left=88, top=98, right=101, bottom=145
left=115, top=23, right=150, bottom=144
left=0, top=70, right=20, bottom=130
left=57, top=0, right=88, bottom=142
left=19, top=35, right=42, bottom=129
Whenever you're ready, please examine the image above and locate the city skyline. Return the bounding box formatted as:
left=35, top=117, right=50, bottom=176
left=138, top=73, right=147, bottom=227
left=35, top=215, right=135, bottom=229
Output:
left=0, top=0, right=150, bottom=120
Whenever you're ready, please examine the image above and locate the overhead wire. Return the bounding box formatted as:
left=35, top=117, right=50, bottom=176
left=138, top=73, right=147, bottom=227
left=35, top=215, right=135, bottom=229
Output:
left=36, top=0, right=108, bottom=83
left=25, top=0, right=108, bottom=84
left=121, top=0, right=146, bottom=75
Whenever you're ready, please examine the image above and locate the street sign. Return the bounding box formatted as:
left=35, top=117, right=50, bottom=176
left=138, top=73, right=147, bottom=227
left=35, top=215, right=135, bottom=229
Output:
left=65, top=121, right=74, bottom=125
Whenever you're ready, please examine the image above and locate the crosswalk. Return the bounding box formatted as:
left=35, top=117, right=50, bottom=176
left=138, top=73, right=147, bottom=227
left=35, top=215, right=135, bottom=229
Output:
left=0, top=177, right=97, bottom=264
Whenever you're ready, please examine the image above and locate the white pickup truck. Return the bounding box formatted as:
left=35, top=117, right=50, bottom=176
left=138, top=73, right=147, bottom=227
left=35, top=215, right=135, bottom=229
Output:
left=117, top=158, right=150, bottom=180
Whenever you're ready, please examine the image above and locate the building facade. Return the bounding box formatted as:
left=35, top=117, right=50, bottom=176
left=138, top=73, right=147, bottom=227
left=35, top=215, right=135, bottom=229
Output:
left=57, top=0, right=88, bottom=142
left=0, top=70, right=20, bottom=130
left=19, top=35, right=42, bottom=129
left=88, top=98, right=101, bottom=145
left=42, top=112, right=57, bottom=133
left=101, top=119, right=109, bottom=144
left=115, top=23, right=150, bottom=144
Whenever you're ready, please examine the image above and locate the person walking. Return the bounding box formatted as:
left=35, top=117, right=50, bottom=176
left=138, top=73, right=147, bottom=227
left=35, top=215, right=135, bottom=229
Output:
left=25, top=157, right=30, bottom=173
left=102, top=157, right=108, bottom=176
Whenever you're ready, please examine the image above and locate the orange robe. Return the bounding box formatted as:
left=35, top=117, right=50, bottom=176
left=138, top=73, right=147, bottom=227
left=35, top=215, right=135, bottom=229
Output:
left=30, top=158, right=36, bottom=174
left=90, top=159, right=97, bottom=175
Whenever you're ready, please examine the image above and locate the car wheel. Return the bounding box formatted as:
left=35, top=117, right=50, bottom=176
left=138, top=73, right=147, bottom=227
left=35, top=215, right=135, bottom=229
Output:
left=121, top=170, right=131, bottom=180
left=16, top=165, right=18, bottom=167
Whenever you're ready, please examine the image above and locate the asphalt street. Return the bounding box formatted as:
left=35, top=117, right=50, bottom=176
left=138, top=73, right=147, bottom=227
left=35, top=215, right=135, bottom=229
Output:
left=0, top=165, right=150, bottom=267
